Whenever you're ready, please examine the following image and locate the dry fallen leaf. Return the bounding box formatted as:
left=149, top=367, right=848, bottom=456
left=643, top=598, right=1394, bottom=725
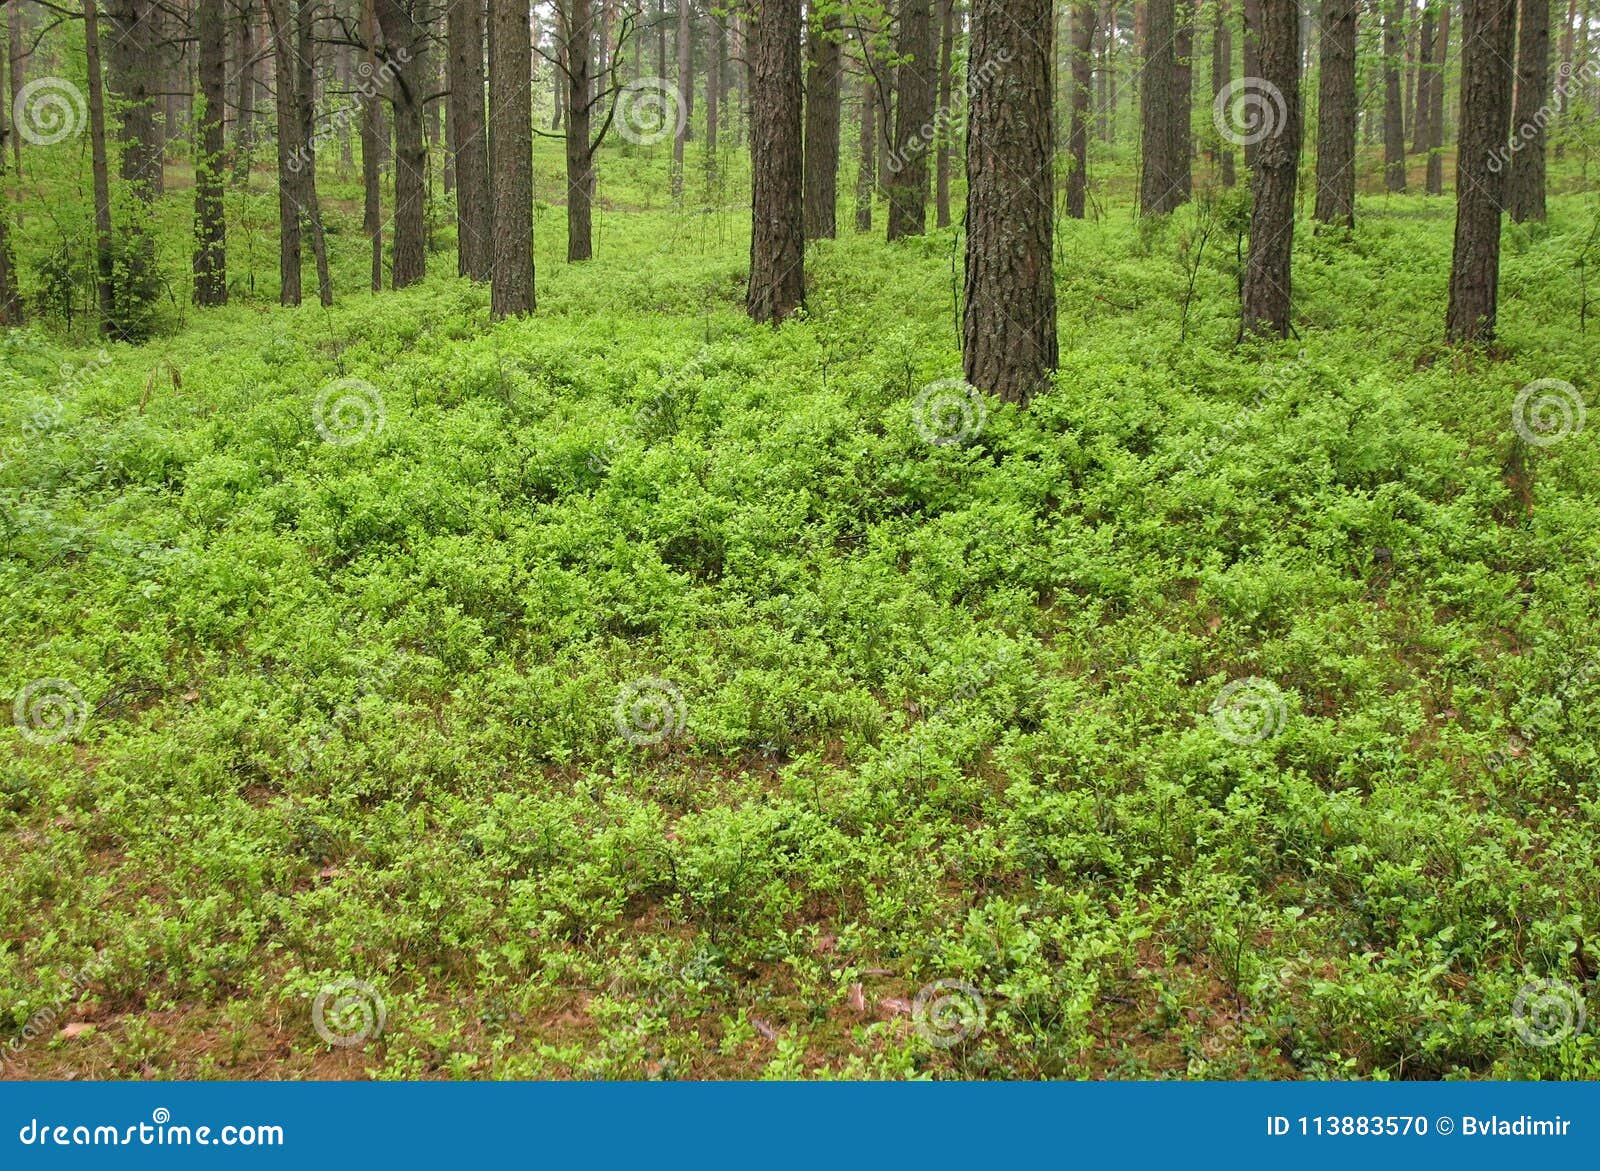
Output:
left=58, top=1022, right=93, bottom=1039
left=749, top=1014, right=779, bottom=1041
left=878, top=997, right=913, bottom=1018
left=847, top=983, right=866, bottom=1014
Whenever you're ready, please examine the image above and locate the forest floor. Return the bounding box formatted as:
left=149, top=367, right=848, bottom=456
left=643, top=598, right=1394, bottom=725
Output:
left=3, top=150, right=1600, bottom=1079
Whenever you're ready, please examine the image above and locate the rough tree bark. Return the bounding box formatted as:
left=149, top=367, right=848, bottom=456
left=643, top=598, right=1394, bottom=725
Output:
left=1239, top=0, right=1301, bottom=337
left=1170, top=0, right=1193, bottom=201
left=1313, top=0, right=1357, bottom=228
left=296, top=0, right=333, bottom=305
left=565, top=0, right=598, bottom=258
left=267, top=0, right=304, bottom=305
left=83, top=0, right=117, bottom=331
left=194, top=0, right=228, bottom=305
left=888, top=0, right=936, bottom=239
left=233, top=0, right=257, bottom=180
left=935, top=0, right=955, bottom=228
left=1212, top=0, right=1235, bottom=185
left=377, top=0, right=428, bottom=288
left=1446, top=0, right=1516, bottom=341
left=105, top=0, right=162, bottom=201
left=1426, top=0, right=1449, bottom=194
left=1066, top=0, right=1096, bottom=218
left=672, top=0, right=691, bottom=198
left=1412, top=1, right=1434, bottom=154
left=1139, top=0, right=1177, bottom=213
left=1382, top=0, right=1407, bottom=190
left=1242, top=0, right=1261, bottom=168
left=707, top=10, right=724, bottom=179
left=490, top=0, right=535, bottom=315
left=855, top=47, right=875, bottom=232
left=963, top=0, right=1056, bottom=402
left=745, top=0, right=804, bottom=322
left=449, top=0, right=492, bottom=279
left=0, top=37, right=18, bottom=324
left=1507, top=0, right=1549, bottom=222
left=803, top=11, right=842, bottom=239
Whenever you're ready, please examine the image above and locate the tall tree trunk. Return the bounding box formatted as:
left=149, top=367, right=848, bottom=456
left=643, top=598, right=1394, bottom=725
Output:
left=964, top=0, right=1056, bottom=402
left=362, top=0, right=385, bottom=289
left=297, top=0, right=334, bottom=305
left=1139, top=0, right=1177, bottom=213
left=803, top=12, right=841, bottom=239
left=566, top=0, right=597, bottom=259
left=194, top=0, right=228, bottom=304
left=1426, top=0, right=1448, bottom=193
left=1556, top=0, right=1575, bottom=158
left=377, top=0, right=428, bottom=287
left=1066, top=0, right=1096, bottom=218
left=233, top=0, right=257, bottom=180
left=83, top=0, right=117, bottom=332
left=449, top=0, right=492, bottom=278
left=1170, top=0, right=1193, bottom=201
left=490, top=0, right=535, bottom=315
left=876, top=64, right=894, bottom=195
left=934, top=0, right=955, bottom=228
left=1412, top=1, right=1434, bottom=153
left=1445, top=0, right=1516, bottom=341
left=657, top=0, right=668, bottom=76
left=1506, top=0, right=1548, bottom=222
left=855, top=51, right=875, bottom=231
left=0, top=35, right=18, bottom=324
left=707, top=10, right=724, bottom=179
left=1313, top=0, right=1357, bottom=228
left=672, top=0, right=691, bottom=198
left=6, top=1, right=22, bottom=173
left=105, top=0, right=162, bottom=202
left=1212, top=0, right=1235, bottom=185
left=888, top=0, right=936, bottom=238
left=745, top=0, right=804, bottom=322
left=1382, top=0, right=1407, bottom=190
left=1239, top=0, right=1301, bottom=337
left=268, top=0, right=304, bottom=305
left=1096, top=0, right=1112, bottom=141
left=1242, top=0, right=1261, bottom=167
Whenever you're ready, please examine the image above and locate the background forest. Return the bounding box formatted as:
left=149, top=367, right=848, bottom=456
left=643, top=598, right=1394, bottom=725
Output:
left=1, top=0, right=1599, bottom=1080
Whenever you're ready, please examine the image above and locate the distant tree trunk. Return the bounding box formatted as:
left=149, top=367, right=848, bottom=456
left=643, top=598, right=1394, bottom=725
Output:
left=1170, top=0, right=1193, bottom=200
left=104, top=0, right=162, bottom=201
left=1446, top=0, right=1516, bottom=341
left=1139, top=0, right=1177, bottom=213
left=1382, top=0, right=1407, bottom=190
left=1212, top=0, right=1235, bottom=185
left=490, top=0, right=535, bottom=315
left=888, top=0, right=936, bottom=238
left=657, top=0, right=668, bottom=77
left=194, top=0, right=228, bottom=305
left=672, top=0, right=691, bottom=198
left=1242, top=0, right=1261, bottom=168
left=297, top=0, right=333, bottom=305
left=1066, top=0, right=1096, bottom=218
left=803, top=12, right=841, bottom=239
left=83, top=0, right=117, bottom=331
left=964, top=0, right=1056, bottom=402
left=566, top=0, right=597, bottom=258
left=1412, top=2, right=1434, bottom=154
left=233, top=0, right=257, bottom=180
left=855, top=54, right=875, bottom=231
left=934, top=0, right=955, bottom=228
left=1240, top=0, right=1300, bottom=337
left=1096, top=0, right=1113, bottom=141
left=0, top=41, right=18, bottom=324
left=362, top=0, right=385, bottom=290
left=1426, top=0, right=1448, bottom=193
left=449, top=0, right=492, bottom=279
left=267, top=0, right=304, bottom=305
left=1313, top=0, right=1357, bottom=228
left=1507, top=0, right=1548, bottom=222
left=6, top=1, right=22, bottom=174
left=745, top=0, right=804, bottom=322
left=707, top=11, right=724, bottom=179
left=1556, top=0, right=1575, bottom=158
left=377, top=0, right=428, bottom=287
left=876, top=66, right=894, bottom=195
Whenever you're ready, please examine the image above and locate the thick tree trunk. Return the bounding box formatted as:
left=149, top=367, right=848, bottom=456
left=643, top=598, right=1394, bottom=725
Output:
left=567, top=0, right=597, bottom=258
left=1239, top=0, right=1301, bottom=337
left=1212, top=0, right=1235, bottom=185
left=449, top=0, right=492, bottom=279
left=1170, top=0, right=1193, bottom=201
left=490, top=0, right=535, bottom=315
left=1445, top=0, right=1516, bottom=341
left=963, top=0, right=1056, bottom=403
left=1382, top=0, right=1407, bottom=190
left=1066, top=0, right=1095, bottom=218
left=194, top=0, right=228, bottom=305
left=1506, top=0, right=1548, bottom=222
left=745, top=0, right=804, bottom=323
left=105, top=0, right=162, bottom=201
left=268, top=0, right=304, bottom=305
left=855, top=54, right=875, bottom=231
left=377, top=0, right=428, bottom=288
left=1313, top=0, right=1357, bottom=228
left=1426, top=1, right=1449, bottom=193
left=297, top=0, right=333, bottom=306
left=803, top=12, right=841, bottom=239
left=362, top=0, right=385, bottom=289
left=1139, top=0, right=1177, bottom=213
left=888, top=0, right=936, bottom=239
left=935, top=0, right=955, bottom=228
